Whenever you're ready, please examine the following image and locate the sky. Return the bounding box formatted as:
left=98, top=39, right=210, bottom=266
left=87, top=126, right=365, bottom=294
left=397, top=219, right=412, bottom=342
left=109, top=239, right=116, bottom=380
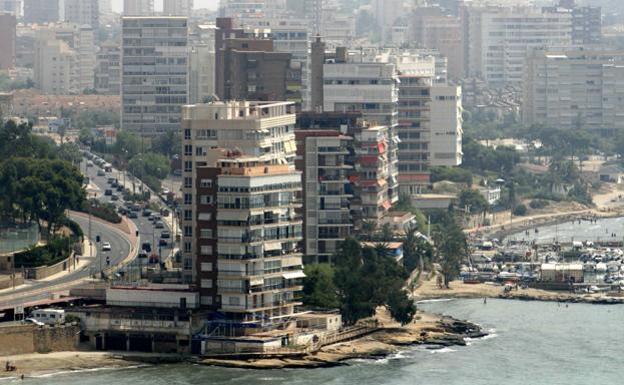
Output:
left=111, top=0, right=219, bottom=12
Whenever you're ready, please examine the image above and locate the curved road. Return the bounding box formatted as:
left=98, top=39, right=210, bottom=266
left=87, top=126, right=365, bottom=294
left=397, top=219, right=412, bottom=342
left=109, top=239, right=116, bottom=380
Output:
left=0, top=214, right=132, bottom=309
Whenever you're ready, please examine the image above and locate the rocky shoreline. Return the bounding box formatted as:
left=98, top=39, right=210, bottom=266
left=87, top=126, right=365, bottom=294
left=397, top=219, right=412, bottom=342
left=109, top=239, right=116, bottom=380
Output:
left=197, top=311, right=486, bottom=370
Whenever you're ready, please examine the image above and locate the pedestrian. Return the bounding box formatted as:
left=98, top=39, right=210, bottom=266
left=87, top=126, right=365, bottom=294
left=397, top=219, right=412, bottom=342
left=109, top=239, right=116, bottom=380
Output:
left=483, top=297, right=487, bottom=304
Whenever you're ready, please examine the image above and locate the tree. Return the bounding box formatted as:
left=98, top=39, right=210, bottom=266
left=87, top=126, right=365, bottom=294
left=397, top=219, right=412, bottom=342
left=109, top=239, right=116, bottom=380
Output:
left=151, top=129, right=181, bottom=157
left=458, top=189, right=489, bottom=215
left=402, top=224, right=433, bottom=272
left=302, top=264, right=340, bottom=309
left=432, top=214, right=468, bottom=288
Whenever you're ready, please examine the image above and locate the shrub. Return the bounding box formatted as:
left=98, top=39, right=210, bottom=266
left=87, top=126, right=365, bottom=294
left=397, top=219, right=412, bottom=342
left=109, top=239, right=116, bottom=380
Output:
left=529, top=199, right=549, bottom=210
left=82, top=201, right=121, bottom=224
left=15, top=236, right=73, bottom=267
left=513, top=204, right=527, bottom=216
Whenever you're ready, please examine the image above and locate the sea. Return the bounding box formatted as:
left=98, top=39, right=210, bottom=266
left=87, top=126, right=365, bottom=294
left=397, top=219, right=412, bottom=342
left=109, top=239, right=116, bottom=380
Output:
left=12, top=298, right=624, bottom=385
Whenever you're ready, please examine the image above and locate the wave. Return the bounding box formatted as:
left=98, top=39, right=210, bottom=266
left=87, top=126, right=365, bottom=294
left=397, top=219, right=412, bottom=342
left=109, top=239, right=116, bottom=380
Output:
left=429, top=347, right=457, bottom=354
left=416, top=298, right=454, bottom=304
left=26, top=364, right=150, bottom=379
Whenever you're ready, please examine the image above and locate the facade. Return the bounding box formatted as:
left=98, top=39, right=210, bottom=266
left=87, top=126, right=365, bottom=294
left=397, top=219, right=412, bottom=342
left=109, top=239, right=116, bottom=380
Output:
left=23, top=0, right=59, bottom=24
left=163, top=0, right=194, bottom=17
left=322, top=51, right=400, bottom=204
left=523, top=49, right=624, bottom=133
left=0, top=12, right=16, bottom=71
left=124, top=0, right=154, bottom=16
left=215, top=18, right=290, bottom=102
left=181, top=101, right=303, bottom=333
left=461, top=5, right=572, bottom=86
left=188, top=24, right=216, bottom=104
left=429, top=85, right=463, bottom=167
left=32, top=24, right=96, bottom=94
left=0, top=0, right=19, bottom=15
left=64, top=0, right=99, bottom=30
left=95, top=43, right=121, bottom=95
left=121, top=16, right=188, bottom=138
left=409, top=7, right=464, bottom=80
left=543, top=1, right=602, bottom=45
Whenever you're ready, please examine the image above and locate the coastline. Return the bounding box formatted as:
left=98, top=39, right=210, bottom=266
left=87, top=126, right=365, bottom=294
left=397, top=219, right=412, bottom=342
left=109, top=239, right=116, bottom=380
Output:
left=197, top=309, right=485, bottom=369
left=413, top=277, right=624, bottom=305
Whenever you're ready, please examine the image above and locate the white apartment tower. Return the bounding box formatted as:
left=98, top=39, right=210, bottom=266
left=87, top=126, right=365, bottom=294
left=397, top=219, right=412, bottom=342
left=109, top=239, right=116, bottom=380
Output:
left=322, top=52, right=400, bottom=204
left=181, top=102, right=304, bottom=333
left=121, top=17, right=188, bottom=138
left=64, top=0, right=99, bottom=30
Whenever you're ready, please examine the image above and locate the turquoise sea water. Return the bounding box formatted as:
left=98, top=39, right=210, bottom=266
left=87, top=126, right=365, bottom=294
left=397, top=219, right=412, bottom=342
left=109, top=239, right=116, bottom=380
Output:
left=14, top=298, right=624, bottom=385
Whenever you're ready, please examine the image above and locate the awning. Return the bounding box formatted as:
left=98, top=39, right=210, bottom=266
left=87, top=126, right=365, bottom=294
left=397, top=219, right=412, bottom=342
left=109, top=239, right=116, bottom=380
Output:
left=282, top=271, right=306, bottom=280
left=198, top=213, right=212, bottom=221
left=264, top=241, right=283, bottom=251
left=217, top=211, right=249, bottom=221
left=382, top=201, right=392, bottom=210
left=249, top=277, right=264, bottom=286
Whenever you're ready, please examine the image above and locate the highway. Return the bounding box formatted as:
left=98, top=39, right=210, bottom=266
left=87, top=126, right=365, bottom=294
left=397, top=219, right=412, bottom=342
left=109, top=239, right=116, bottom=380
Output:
left=0, top=154, right=175, bottom=310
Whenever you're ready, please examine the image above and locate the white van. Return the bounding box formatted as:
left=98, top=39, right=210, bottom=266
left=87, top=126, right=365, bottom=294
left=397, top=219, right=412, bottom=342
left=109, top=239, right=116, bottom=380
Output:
left=30, top=309, right=66, bottom=325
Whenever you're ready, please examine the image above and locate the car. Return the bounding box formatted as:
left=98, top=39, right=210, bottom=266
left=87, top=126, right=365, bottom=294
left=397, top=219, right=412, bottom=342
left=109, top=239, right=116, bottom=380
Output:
left=149, top=213, right=161, bottom=222
left=102, top=242, right=112, bottom=251
left=117, top=206, right=127, bottom=215
left=87, top=161, right=94, bottom=168
left=111, top=180, right=119, bottom=188
left=127, top=211, right=138, bottom=219
left=131, top=204, right=141, bottom=212
left=154, top=221, right=164, bottom=229
left=97, top=170, right=105, bottom=176
left=104, top=189, right=113, bottom=196
left=161, top=208, right=170, bottom=217
left=116, top=185, right=124, bottom=192
left=107, top=177, right=115, bottom=184
left=160, top=231, right=171, bottom=239
left=142, top=209, right=152, bottom=217
left=158, top=239, right=168, bottom=247
left=110, top=194, right=119, bottom=201
left=23, top=318, right=45, bottom=326
left=141, top=242, right=152, bottom=253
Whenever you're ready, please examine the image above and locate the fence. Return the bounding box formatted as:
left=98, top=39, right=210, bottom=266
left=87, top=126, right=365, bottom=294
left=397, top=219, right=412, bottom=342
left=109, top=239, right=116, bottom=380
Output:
left=0, top=223, right=39, bottom=255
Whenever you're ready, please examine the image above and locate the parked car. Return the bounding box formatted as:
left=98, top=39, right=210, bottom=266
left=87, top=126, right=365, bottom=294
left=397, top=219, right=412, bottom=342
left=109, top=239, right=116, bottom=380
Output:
left=96, top=169, right=105, bottom=176
left=158, top=239, right=168, bottom=247
left=142, top=242, right=152, bottom=253
left=160, top=230, right=171, bottom=239
left=127, top=211, right=138, bottom=219
left=154, top=221, right=165, bottom=229
left=107, top=177, right=115, bottom=184
left=104, top=189, right=113, bottom=196
left=102, top=242, right=112, bottom=251
left=110, top=194, right=119, bottom=201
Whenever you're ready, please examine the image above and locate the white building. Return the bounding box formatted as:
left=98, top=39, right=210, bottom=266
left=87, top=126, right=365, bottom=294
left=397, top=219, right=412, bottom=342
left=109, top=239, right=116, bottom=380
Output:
left=430, top=85, right=463, bottom=167
left=323, top=53, right=400, bottom=203
left=121, top=16, right=188, bottom=138
left=95, top=43, right=121, bottom=95
left=462, top=5, right=572, bottom=86
left=33, top=23, right=96, bottom=94
left=523, top=49, right=624, bottom=133
left=188, top=24, right=216, bottom=104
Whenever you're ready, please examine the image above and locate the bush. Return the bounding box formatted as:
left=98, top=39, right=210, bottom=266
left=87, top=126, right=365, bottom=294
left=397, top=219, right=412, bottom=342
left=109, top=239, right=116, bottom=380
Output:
left=61, top=218, right=84, bottom=239
left=430, top=166, right=473, bottom=185
left=82, top=201, right=121, bottom=224
left=529, top=199, right=549, bottom=210
left=15, top=236, right=73, bottom=267
left=513, top=204, right=527, bottom=216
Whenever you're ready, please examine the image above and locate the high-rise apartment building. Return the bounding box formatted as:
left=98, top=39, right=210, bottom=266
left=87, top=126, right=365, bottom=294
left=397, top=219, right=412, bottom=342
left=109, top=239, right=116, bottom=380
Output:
left=429, top=85, right=463, bottom=167
left=95, top=43, right=121, bottom=95
left=188, top=24, right=216, bottom=104
left=295, top=112, right=359, bottom=263
left=215, top=18, right=290, bottom=102
left=181, top=101, right=303, bottom=333
left=163, top=0, right=193, bottom=17
left=409, top=7, right=464, bottom=80
left=523, top=49, right=624, bottom=134
left=0, top=0, right=19, bottom=15
left=543, top=0, right=602, bottom=45
left=461, top=5, right=572, bottom=86
left=24, top=0, right=59, bottom=24
left=33, top=23, right=96, bottom=94
left=124, top=0, right=154, bottom=16
left=0, top=12, right=16, bottom=71
left=64, top=0, right=99, bottom=30
left=321, top=48, right=400, bottom=204
left=121, top=16, right=188, bottom=138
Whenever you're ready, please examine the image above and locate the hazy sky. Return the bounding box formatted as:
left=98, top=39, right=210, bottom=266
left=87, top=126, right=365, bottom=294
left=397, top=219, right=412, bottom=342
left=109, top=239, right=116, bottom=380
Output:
left=111, top=0, right=219, bottom=12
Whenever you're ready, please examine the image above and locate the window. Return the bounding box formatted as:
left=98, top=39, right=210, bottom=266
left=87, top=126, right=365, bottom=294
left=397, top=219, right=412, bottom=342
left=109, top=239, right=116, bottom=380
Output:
left=200, top=179, right=213, bottom=188
left=200, top=245, right=213, bottom=255
left=200, top=195, right=213, bottom=204
left=184, top=145, right=192, bottom=156
left=184, top=177, right=192, bottom=188
left=200, top=229, right=213, bottom=239
left=201, top=279, right=213, bottom=288
left=184, top=242, right=192, bottom=253
left=184, top=193, right=192, bottom=205
left=184, top=161, right=192, bottom=172
left=184, top=209, right=192, bottom=221
left=201, top=262, right=212, bottom=272
left=201, top=296, right=213, bottom=305
left=184, top=129, right=191, bottom=140
left=228, top=296, right=240, bottom=305
left=184, top=226, right=192, bottom=237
